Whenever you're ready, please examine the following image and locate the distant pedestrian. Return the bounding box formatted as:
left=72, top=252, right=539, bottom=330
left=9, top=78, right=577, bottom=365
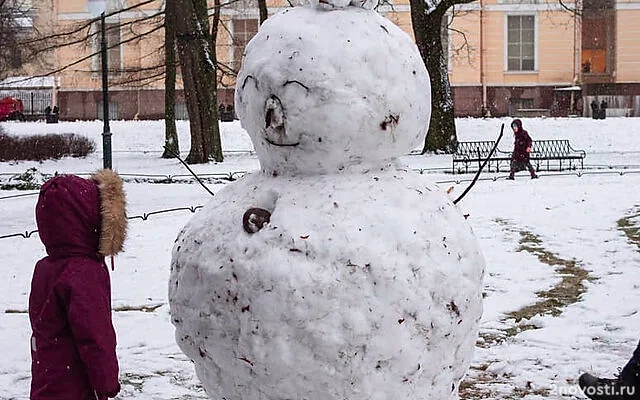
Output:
left=576, top=97, right=583, bottom=116
left=29, top=169, right=127, bottom=400
left=600, top=99, right=608, bottom=120
left=507, top=119, right=538, bottom=180
left=591, top=100, right=599, bottom=120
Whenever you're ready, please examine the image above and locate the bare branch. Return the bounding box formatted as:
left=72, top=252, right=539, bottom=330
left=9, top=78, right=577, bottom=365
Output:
left=8, top=21, right=164, bottom=86
left=448, top=27, right=474, bottom=65
left=22, top=0, right=159, bottom=46
left=113, top=68, right=166, bottom=87
left=21, top=52, right=99, bottom=82
left=206, top=0, right=246, bottom=11
left=558, top=0, right=578, bottom=14
left=439, top=0, right=475, bottom=14
left=375, top=0, right=395, bottom=12
left=26, top=26, right=98, bottom=56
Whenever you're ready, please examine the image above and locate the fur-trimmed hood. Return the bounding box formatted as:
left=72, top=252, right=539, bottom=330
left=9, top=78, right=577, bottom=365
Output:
left=36, top=169, right=127, bottom=258
left=92, top=169, right=127, bottom=256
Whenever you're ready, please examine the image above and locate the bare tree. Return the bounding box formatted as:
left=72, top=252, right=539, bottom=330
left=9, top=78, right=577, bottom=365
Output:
left=13, top=0, right=222, bottom=164
left=0, top=0, right=33, bottom=79
left=163, top=0, right=180, bottom=158
left=6, top=0, right=261, bottom=164
left=258, top=0, right=268, bottom=24
left=174, top=0, right=223, bottom=164
left=410, top=0, right=474, bottom=154
left=19, top=0, right=165, bottom=83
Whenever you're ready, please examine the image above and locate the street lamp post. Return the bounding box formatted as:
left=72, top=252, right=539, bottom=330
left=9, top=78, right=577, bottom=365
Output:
left=101, top=12, right=112, bottom=170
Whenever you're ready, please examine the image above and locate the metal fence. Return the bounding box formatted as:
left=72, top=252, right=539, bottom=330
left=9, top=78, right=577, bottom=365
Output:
left=0, top=90, right=52, bottom=115
left=3, top=168, right=640, bottom=241
left=584, top=95, right=637, bottom=118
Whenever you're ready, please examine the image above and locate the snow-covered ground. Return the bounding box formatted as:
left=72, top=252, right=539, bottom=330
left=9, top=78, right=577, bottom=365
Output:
left=1, top=117, right=639, bottom=399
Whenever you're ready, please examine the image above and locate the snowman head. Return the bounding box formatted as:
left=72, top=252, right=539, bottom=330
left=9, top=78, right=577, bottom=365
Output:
left=235, top=5, right=431, bottom=176
left=308, top=0, right=377, bottom=10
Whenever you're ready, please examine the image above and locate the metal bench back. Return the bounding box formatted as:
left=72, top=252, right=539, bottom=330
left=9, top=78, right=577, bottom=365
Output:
left=532, top=140, right=571, bottom=157
left=454, top=141, right=496, bottom=158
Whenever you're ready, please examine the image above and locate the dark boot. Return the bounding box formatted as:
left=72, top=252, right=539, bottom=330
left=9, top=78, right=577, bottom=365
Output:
left=507, top=165, right=515, bottom=180
left=579, top=371, right=640, bottom=399
left=622, top=341, right=640, bottom=382
left=527, top=162, right=538, bottom=179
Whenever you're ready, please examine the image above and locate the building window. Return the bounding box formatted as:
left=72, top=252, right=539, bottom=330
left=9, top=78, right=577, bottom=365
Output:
left=507, top=15, right=535, bottom=71
left=581, top=0, right=615, bottom=75
left=87, top=0, right=127, bottom=10
left=232, top=19, right=259, bottom=72
left=105, top=23, right=122, bottom=74
left=97, top=102, right=119, bottom=120
left=92, top=22, right=122, bottom=76
left=509, top=98, right=534, bottom=115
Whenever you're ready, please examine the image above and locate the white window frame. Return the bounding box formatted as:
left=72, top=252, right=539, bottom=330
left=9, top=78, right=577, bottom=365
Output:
left=91, top=20, right=123, bottom=77
left=230, top=18, right=259, bottom=72
left=497, top=0, right=541, bottom=3
left=91, top=22, right=100, bottom=74
left=97, top=102, right=119, bottom=120
left=442, top=13, right=452, bottom=70
left=504, top=13, right=538, bottom=73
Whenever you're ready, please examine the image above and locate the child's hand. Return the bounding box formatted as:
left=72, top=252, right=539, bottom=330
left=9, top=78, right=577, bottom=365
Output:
left=96, top=382, right=120, bottom=399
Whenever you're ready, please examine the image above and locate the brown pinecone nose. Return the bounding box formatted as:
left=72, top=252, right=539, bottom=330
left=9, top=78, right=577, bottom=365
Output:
left=243, top=208, right=272, bottom=234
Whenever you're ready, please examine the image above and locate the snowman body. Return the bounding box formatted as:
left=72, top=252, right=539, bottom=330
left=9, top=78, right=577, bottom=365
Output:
left=169, top=4, right=484, bottom=400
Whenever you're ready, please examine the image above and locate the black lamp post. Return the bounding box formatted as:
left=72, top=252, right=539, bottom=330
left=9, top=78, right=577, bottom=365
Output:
left=100, top=12, right=112, bottom=169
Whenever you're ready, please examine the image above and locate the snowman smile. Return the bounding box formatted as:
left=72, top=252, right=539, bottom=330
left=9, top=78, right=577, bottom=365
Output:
left=265, top=137, right=300, bottom=147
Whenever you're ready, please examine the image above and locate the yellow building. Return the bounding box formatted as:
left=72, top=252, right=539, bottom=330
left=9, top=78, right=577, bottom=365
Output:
left=9, top=0, right=640, bottom=119
left=440, top=0, right=640, bottom=117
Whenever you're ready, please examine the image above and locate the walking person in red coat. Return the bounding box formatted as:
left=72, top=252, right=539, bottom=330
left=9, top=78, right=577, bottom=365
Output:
left=29, top=169, right=127, bottom=400
left=507, top=119, right=539, bottom=180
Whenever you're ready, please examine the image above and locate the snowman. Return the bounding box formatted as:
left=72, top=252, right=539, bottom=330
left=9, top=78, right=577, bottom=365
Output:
left=169, top=1, right=484, bottom=399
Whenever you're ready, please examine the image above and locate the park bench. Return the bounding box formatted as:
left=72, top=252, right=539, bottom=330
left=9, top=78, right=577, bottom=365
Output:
left=451, top=140, right=511, bottom=174
left=452, top=139, right=585, bottom=174
left=528, top=139, right=585, bottom=171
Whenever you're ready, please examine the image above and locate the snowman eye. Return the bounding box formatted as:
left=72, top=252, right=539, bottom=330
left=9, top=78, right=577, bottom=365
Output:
left=241, top=75, right=259, bottom=91
left=283, top=80, right=310, bottom=93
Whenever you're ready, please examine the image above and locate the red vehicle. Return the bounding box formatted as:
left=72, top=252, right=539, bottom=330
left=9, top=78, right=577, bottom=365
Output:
left=0, top=97, right=26, bottom=121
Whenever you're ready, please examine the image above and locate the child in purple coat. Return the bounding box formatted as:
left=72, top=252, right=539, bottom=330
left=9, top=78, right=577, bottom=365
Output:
left=29, top=170, right=127, bottom=400
left=507, top=119, right=539, bottom=180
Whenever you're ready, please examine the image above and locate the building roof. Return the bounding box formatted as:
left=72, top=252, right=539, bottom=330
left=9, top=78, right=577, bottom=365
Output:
left=0, top=76, right=55, bottom=89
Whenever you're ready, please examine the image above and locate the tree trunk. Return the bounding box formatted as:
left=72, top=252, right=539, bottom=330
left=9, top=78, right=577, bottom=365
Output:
left=410, top=2, right=458, bottom=154
left=0, top=0, right=25, bottom=78
left=162, top=0, right=179, bottom=158
left=258, top=0, right=268, bottom=25
left=174, top=0, right=223, bottom=164
left=209, top=0, right=222, bottom=162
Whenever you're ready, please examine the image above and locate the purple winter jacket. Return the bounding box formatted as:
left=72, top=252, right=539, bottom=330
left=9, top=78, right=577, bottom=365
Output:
left=29, top=175, right=120, bottom=400
left=511, top=119, right=533, bottom=162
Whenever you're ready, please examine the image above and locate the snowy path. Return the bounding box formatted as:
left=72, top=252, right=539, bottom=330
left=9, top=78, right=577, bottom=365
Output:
left=1, top=118, right=640, bottom=399
left=457, top=175, right=640, bottom=399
